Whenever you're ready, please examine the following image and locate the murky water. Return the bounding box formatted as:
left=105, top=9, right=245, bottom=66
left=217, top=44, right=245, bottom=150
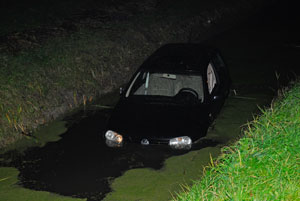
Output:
left=2, top=2, right=300, bottom=201
left=12, top=107, right=205, bottom=200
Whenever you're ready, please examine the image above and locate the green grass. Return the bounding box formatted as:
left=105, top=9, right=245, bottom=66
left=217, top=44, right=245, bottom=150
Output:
left=0, top=28, right=153, bottom=148
left=175, top=81, right=300, bottom=200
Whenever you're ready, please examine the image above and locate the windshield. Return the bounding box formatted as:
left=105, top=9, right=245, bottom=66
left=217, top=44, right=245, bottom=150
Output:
left=125, top=71, right=204, bottom=102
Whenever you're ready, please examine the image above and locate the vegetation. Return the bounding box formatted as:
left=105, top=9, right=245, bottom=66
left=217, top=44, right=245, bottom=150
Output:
left=175, top=81, right=300, bottom=200
left=0, top=0, right=266, bottom=148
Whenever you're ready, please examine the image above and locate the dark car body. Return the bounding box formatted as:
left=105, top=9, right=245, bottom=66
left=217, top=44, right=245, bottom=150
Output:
left=105, top=43, right=231, bottom=148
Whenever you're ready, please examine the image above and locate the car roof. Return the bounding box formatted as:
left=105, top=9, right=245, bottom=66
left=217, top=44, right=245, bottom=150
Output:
left=139, top=43, right=216, bottom=73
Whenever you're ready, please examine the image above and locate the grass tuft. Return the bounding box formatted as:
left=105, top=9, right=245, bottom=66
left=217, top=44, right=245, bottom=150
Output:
left=175, top=80, right=300, bottom=200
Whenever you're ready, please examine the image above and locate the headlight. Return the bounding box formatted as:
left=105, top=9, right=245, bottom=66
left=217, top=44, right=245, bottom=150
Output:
left=105, top=130, right=123, bottom=144
left=169, top=136, right=192, bottom=150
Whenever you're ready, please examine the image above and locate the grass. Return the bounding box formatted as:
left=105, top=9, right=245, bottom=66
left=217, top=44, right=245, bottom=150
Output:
left=0, top=0, right=265, bottom=149
left=174, top=80, right=300, bottom=200
left=0, top=0, right=129, bottom=36
left=0, top=28, right=151, bottom=147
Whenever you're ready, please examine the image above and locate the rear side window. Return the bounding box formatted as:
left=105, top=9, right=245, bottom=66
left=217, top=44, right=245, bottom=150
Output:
left=207, top=62, right=217, bottom=94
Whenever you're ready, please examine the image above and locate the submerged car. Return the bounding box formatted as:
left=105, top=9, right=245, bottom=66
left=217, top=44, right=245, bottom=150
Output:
left=104, top=43, right=231, bottom=149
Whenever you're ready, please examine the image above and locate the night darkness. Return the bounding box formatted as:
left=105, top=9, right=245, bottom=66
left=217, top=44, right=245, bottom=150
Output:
left=0, top=0, right=300, bottom=201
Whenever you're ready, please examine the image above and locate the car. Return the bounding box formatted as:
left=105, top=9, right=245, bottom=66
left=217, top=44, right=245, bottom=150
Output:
left=104, top=43, right=231, bottom=149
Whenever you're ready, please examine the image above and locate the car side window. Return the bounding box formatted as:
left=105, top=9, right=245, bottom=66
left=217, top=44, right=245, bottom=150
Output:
left=207, top=62, right=217, bottom=94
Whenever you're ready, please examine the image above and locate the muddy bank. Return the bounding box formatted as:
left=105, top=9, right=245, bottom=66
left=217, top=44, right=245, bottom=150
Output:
left=0, top=0, right=274, bottom=148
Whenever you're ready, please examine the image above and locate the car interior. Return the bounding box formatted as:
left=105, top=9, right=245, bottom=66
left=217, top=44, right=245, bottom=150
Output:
left=128, top=72, right=204, bottom=102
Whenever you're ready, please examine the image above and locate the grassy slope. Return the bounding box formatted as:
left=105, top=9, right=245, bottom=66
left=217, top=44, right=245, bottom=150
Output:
left=0, top=0, right=117, bottom=36
left=175, top=81, right=300, bottom=200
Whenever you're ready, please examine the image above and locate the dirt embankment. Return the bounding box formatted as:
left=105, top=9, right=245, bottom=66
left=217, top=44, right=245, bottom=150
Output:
left=0, top=0, right=274, bottom=148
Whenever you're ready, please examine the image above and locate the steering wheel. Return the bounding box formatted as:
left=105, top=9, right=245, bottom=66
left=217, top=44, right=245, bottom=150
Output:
left=177, top=88, right=199, bottom=99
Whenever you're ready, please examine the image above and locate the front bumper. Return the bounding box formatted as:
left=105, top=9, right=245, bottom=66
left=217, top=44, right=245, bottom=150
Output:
left=105, top=136, right=192, bottom=150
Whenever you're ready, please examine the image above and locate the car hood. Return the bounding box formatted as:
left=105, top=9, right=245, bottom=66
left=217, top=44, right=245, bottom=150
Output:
left=107, top=100, right=209, bottom=142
